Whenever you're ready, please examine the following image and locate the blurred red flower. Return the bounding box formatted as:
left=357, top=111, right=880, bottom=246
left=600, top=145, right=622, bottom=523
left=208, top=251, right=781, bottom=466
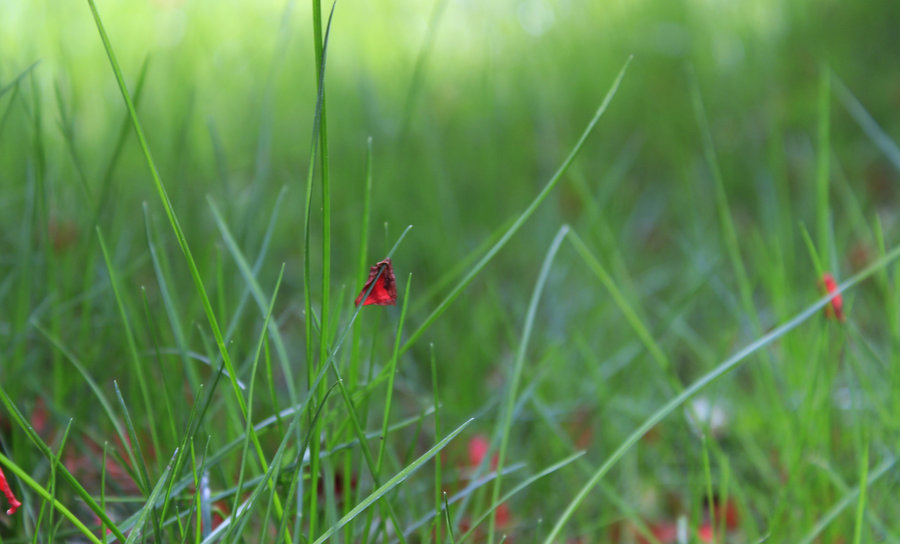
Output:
left=0, top=465, right=21, bottom=515
left=456, top=434, right=512, bottom=538
left=821, top=273, right=845, bottom=322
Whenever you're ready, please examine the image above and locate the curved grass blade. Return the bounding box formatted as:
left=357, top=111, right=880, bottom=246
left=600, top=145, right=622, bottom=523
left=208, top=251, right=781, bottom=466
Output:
left=400, top=56, right=632, bottom=355
left=833, top=74, right=900, bottom=173
left=811, top=455, right=899, bottom=541
left=142, top=202, right=200, bottom=394
left=0, top=60, right=41, bottom=98
left=399, top=0, right=449, bottom=137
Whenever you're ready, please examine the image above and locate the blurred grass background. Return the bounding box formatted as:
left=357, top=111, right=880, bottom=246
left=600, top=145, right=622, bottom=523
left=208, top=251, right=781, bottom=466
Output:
left=2, top=0, right=900, bottom=541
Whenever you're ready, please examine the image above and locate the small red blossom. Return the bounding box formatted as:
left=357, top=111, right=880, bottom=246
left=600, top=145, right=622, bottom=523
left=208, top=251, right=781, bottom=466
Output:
left=355, top=258, right=397, bottom=306
left=455, top=435, right=512, bottom=537
left=494, top=501, right=511, bottom=528
left=467, top=434, right=498, bottom=469
left=0, top=465, right=21, bottom=515
left=633, top=521, right=678, bottom=544
left=820, top=273, right=845, bottom=322
left=713, top=497, right=739, bottom=530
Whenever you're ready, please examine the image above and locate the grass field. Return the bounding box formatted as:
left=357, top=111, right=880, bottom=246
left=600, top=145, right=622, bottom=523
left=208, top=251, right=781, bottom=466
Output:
left=2, top=0, right=900, bottom=542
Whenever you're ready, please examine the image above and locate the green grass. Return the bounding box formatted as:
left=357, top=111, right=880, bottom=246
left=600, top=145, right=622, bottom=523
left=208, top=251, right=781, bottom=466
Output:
left=1, top=0, right=900, bottom=542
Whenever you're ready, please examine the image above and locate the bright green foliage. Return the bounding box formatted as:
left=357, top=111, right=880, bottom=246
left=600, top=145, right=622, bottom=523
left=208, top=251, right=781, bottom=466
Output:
left=0, top=1, right=898, bottom=542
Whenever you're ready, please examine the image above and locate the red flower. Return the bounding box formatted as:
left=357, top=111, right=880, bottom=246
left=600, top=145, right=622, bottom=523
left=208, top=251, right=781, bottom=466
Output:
left=820, top=273, right=845, bottom=322
left=467, top=434, right=498, bottom=470
left=456, top=435, right=512, bottom=537
left=355, top=259, right=397, bottom=306
left=0, top=465, right=21, bottom=515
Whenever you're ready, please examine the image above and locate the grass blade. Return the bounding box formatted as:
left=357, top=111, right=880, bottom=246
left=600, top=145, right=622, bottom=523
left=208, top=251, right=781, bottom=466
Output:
left=399, top=56, right=632, bottom=354
left=313, top=418, right=474, bottom=544
left=124, top=449, right=179, bottom=544
left=852, top=441, right=870, bottom=544
left=460, top=452, right=584, bottom=543
left=98, top=226, right=162, bottom=471
left=488, top=225, right=568, bottom=542
left=207, top=196, right=295, bottom=402
left=798, top=455, right=892, bottom=544
left=0, top=60, right=41, bottom=98
left=833, top=74, right=900, bottom=172
left=815, top=64, right=832, bottom=268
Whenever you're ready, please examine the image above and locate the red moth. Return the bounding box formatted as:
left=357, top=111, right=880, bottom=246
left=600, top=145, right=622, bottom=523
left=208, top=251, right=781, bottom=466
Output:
left=821, top=272, right=845, bottom=322
left=355, top=258, right=397, bottom=306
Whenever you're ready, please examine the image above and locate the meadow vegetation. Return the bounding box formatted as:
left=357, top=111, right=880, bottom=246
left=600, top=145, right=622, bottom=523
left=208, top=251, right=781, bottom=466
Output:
left=1, top=0, right=899, bottom=541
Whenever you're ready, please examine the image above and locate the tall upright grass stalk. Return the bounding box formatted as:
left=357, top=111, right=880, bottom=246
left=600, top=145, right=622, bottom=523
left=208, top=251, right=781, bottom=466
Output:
left=431, top=344, right=443, bottom=543
left=351, top=137, right=375, bottom=386
left=852, top=440, right=870, bottom=544
left=689, top=70, right=786, bottom=450
left=301, top=1, right=335, bottom=535
left=40, top=419, right=72, bottom=543
left=345, top=136, right=374, bottom=542
left=815, top=64, right=832, bottom=270
left=312, top=229, right=413, bottom=543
